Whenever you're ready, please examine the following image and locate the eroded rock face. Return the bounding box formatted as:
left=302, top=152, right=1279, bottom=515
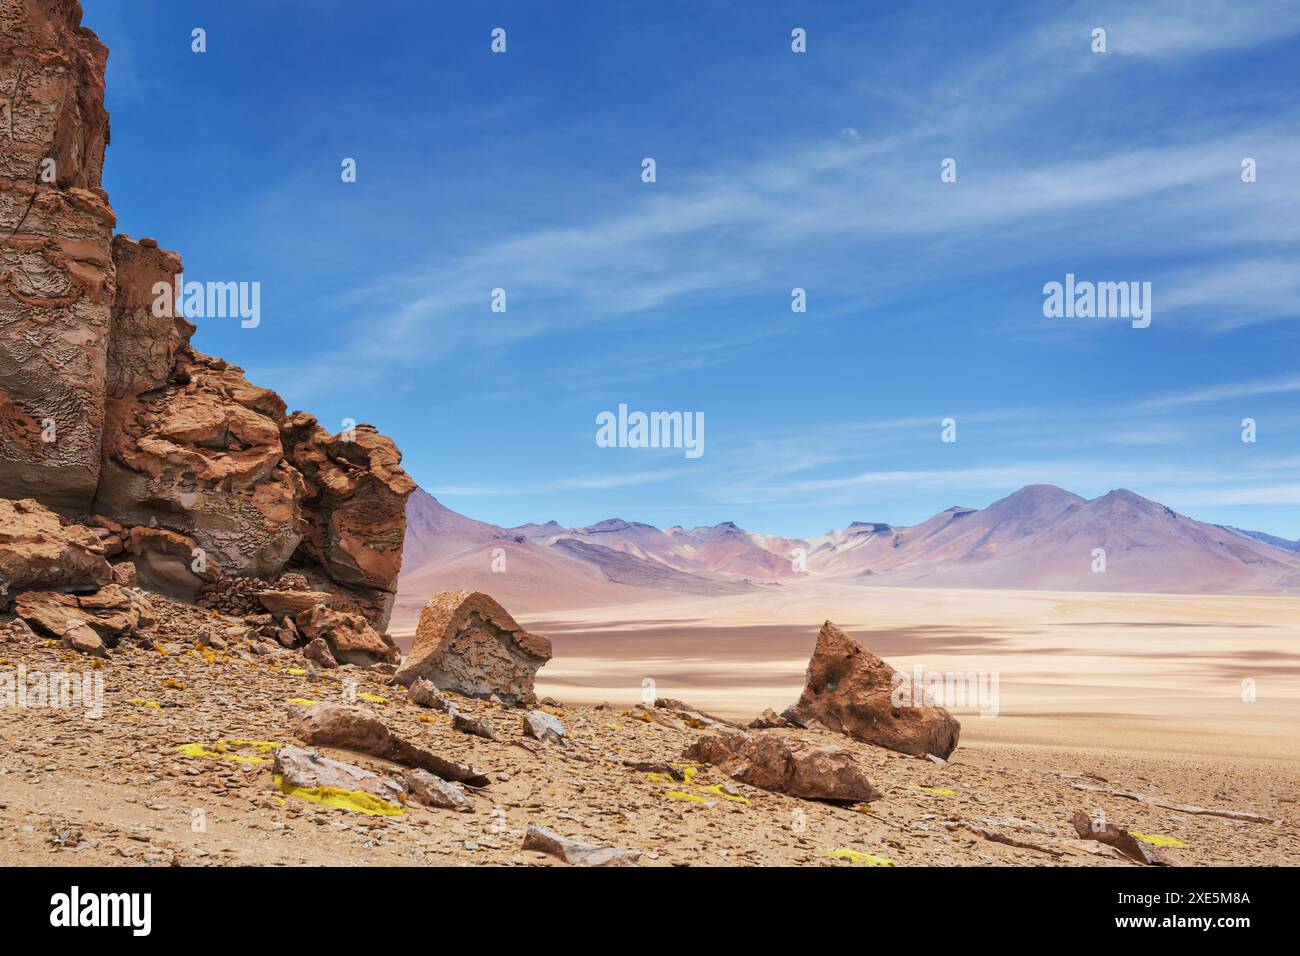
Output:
left=0, top=0, right=115, bottom=513
left=0, top=0, right=414, bottom=627
left=393, top=591, right=552, bottom=706
left=685, top=731, right=882, bottom=803
left=282, top=414, right=415, bottom=616
left=0, top=497, right=111, bottom=598
left=782, top=621, right=961, bottom=759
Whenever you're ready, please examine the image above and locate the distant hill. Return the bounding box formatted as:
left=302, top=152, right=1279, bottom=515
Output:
left=396, top=484, right=1300, bottom=617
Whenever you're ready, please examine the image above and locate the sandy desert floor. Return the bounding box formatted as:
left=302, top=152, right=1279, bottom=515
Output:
left=413, top=583, right=1300, bottom=766
left=1, top=584, right=1295, bottom=867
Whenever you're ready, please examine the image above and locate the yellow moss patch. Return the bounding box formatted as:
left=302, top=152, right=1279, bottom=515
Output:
left=1129, top=832, right=1187, bottom=848
left=665, top=791, right=710, bottom=803
left=606, top=723, right=621, bottom=731
left=125, top=698, right=160, bottom=708
left=826, top=848, right=895, bottom=866
left=273, top=774, right=404, bottom=816
left=287, top=668, right=306, bottom=676
left=287, top=698, right=319, bottom=707
left=162, top=678, right=185, bottom=690
left=358, top=692, right=388, bottom=704
left=177, top=739, right=278, bottom=765
left=915, top=786, right=957, bottom=796
left=700, top=784, right=749, bottom=804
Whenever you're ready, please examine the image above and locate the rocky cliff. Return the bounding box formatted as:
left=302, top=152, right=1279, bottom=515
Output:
left=0, top=0, right=412, bottom=627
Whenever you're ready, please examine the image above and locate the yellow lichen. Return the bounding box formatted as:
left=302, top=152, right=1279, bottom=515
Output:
left=825, top=848, right=895, bottom=866
left=273, top=774, right=404, bottom=816
left=1129, top=832, right=1187, bottom=848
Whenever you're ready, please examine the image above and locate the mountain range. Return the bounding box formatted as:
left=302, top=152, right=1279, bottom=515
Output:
left=395, top=485, right=1300, bottom=613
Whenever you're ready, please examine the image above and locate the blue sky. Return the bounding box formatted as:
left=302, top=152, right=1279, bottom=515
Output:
left=92, top=1, right=1300, bottom=538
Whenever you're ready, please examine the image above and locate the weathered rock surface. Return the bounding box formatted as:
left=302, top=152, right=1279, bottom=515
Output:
left=294, top=604, right=396, bottom=666
left=15, top=583, right=144, bottom=643
left=453, top=713, right=497, bottom=741
left=0, top=497, right=111, bottom=598
left=407, top=677, right=450, bottom=711
left=523, top=710, right=566, bottom=745
left=294, top=703, right=489, bottom=786
left=0, top=0, right=414, bottom=627
left=393, top=591, right=552, bottom=706
left=256, top=589, right=332, bottom=618
left=686, top=731, right=883, bottom=803
left=60, top=620, right=106, bottom=658
left=0, top=0, right=114, bottom=513
left=302, top=636, right=337, bottom=668
left=282, top=414, right=414, bottom=599
left=404, top=769, right=473, bottom=813
left=1069, top=810, right=1167, bottom=865
left=522, top=825, right=641, bottom=867
left=273, top=744, right=405, bottom=805
left=782, top=621, right=961, bottom=759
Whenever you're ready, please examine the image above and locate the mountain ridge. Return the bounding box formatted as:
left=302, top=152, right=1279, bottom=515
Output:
left=397, top=484, right=1300, bottom=612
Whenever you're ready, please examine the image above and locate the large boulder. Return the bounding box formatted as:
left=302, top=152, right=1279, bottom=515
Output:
left=782, top=621, right=961, bottom=759
left=393, top=591, right=552, bottom=707
left=0, top=497, right=112, bottom=598
left=0, top=0, right=114, bottom=514
left=686, top=731, right=882, bottom=803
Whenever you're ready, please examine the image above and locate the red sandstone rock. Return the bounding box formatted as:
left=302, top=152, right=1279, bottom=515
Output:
left=393, top=591, right=552, bottom=706
left=0, top=497, right=111, bottom=598
left=0, top=0, right=413, bottom=623
left=782, top=621, right=961, bottom=759
left=294, top=604, right=397, bottom=666
left=686, top=731, right=882, bottom=803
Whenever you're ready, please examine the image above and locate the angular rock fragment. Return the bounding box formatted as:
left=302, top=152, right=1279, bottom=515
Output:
left=453, top=713, right=497, bottom=741
left=16, top=584, right=139, bottom=643
left=522, top=825, right=641, bottom=867
left=408, top=677, right=451, bottom=711
left=405, top=769, right=474, bottom=812
left=295, top=703, right=489, bottom=786
left=749, top=708, right=788, bottom=729
left=782, top=621, right=960, bottom=759
left=273, top=744, right=405, bottom=805
left=302, top=637, right=337, bottom=669
left=256, top=589, right=333, bottom=619
left=295, top=604, right=397, bottom=666
left=1069, top=810, right=1167, bottom=865
left=686, top=731, right=882, bottom=803
left=61, top=621, right=106, bottom=658
left=523, top=710, right=565, bottom=745
left=393, top=591, right=551, bottom=706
